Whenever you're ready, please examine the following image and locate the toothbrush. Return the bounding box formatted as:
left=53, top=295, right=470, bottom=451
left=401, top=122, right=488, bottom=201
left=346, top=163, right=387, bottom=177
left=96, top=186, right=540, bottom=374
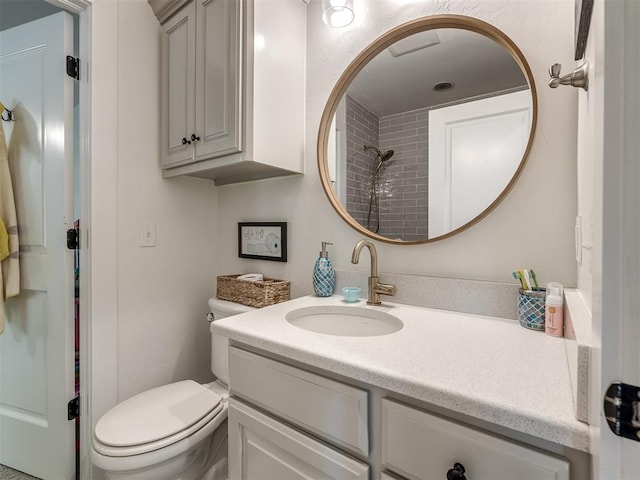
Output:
left=530, top=269, right=540, bottom=289
left=512, top=271, right=525, bottom=289
left=518, top=269, right=529, bottom=290
left=523, top=269, right=534, bottom=291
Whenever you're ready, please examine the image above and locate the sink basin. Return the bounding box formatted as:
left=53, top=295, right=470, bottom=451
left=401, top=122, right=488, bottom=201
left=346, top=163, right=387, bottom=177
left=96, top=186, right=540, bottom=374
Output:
left=285, top=305, right=403, bottom=337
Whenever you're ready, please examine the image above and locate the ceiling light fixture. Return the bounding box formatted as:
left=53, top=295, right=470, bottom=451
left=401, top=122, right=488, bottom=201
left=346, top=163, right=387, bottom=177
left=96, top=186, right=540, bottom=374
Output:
left=322, top=0, right=355, bottom=28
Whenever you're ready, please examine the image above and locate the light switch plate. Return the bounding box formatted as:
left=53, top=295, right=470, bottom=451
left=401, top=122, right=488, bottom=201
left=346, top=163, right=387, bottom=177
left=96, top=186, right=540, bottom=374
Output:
left=139, top=222, right=156, bottom=247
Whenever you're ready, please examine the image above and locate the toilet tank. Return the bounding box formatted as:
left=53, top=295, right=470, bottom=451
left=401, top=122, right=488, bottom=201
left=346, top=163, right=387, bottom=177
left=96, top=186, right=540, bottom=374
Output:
left=208, top=298, right=256, bottom=385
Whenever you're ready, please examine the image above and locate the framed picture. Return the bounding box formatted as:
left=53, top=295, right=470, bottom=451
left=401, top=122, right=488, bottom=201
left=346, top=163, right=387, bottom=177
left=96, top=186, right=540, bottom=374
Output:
left=574, top=0, right=594, bottom=60
left=238, top=222, right=287, bottom=262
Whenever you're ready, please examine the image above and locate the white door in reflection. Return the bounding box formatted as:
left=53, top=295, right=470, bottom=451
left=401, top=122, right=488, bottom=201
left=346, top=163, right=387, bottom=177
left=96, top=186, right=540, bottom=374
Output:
left=429, top=90, right=532, bottom=237
left=0, top=11, right=76, bottom=479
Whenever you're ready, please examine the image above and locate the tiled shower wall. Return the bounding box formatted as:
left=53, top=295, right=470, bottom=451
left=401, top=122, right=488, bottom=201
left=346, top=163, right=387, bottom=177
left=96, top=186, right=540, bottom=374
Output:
left=378, top=107, right=430, bottom=240
left=345, top=96, right=379, bottom=229
left=345, top=96, right=429, bottom=241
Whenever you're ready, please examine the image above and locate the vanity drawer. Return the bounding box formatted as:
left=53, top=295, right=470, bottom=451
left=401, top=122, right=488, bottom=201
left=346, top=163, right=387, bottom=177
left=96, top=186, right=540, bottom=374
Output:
left=229, top=347, right=369, bottom=456
left=381, top=399, right=569, bottom=480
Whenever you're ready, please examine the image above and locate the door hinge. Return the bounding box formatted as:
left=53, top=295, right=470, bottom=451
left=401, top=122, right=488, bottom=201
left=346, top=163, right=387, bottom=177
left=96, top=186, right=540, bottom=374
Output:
left=66, top=55, right=79, bottom=80
left=67, top=397, right=80, bottom=420
left=604, top=382, right=640, bottom=442
left=67, top=228, right=79, bottom=249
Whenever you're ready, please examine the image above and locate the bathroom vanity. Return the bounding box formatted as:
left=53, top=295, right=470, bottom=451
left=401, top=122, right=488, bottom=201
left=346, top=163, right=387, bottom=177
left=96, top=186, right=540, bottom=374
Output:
left=213, top=296, right=591, bottom=480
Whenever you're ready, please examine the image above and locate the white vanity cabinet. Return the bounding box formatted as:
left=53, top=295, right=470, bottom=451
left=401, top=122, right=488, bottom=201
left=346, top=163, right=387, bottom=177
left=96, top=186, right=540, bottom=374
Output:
left=227, top=346, right=579, bottom=480
left=155, top=0, right=306, bottom=185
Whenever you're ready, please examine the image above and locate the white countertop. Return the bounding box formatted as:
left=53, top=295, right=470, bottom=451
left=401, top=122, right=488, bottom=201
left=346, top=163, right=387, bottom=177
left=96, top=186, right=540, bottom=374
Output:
left=212, top=295, right=590, bottom=453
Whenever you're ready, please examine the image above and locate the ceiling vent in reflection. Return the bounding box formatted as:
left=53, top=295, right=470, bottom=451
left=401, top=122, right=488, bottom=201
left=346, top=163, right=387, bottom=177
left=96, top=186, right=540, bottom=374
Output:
left=387, top=30, right=441, bottom=57
left=433, top=81, right=454, bottom=92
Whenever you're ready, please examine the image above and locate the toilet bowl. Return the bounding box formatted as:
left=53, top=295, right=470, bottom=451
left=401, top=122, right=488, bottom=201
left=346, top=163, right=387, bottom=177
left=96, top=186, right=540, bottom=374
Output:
left=90, top=299, right=255, bottom=480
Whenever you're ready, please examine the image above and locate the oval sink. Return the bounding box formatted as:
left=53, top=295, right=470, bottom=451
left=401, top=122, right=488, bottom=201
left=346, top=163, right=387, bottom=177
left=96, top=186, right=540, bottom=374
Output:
left=286, top=305, right=403, bottom=337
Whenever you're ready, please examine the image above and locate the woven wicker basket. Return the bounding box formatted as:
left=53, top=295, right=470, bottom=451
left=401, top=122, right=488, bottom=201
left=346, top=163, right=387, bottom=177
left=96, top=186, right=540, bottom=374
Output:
left=216, top=274, right=290, bottom=308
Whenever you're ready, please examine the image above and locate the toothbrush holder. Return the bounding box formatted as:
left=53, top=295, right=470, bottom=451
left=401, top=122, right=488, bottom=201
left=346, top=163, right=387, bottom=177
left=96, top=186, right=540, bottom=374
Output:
left=517, top=288, right=546, bottom=331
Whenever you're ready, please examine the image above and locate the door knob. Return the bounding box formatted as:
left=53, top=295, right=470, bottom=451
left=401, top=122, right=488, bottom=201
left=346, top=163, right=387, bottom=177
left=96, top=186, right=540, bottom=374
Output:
left=181, top=137, right=191, bottom=145
left=191, top=133, right=200, bottom=142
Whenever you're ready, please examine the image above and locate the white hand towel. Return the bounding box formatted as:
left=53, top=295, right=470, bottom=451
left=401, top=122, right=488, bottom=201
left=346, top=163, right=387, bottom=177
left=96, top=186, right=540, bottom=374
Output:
left=0, top=121, right=20, bottom=335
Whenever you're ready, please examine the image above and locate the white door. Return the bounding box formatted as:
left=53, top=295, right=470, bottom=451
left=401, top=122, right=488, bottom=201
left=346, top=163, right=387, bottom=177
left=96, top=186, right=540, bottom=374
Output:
left=0, top=12, right=76, bottom=480
left=428, top=90, right=532, bottom=237
left=588, top=0, right=640, bottom=477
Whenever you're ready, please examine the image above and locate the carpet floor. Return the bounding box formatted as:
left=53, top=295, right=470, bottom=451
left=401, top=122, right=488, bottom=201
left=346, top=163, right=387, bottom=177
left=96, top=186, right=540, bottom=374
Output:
left=0, top=464, right=41, bottom=480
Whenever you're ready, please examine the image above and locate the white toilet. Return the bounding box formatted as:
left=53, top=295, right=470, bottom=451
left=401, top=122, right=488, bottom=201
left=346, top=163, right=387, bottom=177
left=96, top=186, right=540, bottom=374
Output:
left=90, top=298, right=255, bottom=480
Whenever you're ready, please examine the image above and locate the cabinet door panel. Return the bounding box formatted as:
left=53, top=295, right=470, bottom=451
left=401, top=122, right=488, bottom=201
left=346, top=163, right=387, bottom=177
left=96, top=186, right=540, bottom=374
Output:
left=229, top=347, right=369, bottom=457
left=161, top=1, right=196, bottom=167
left=382, top=399, right=569, bottom=480
left=195, top=0, right=242, bottom=160
left=229, top=399, right=369, bottom=480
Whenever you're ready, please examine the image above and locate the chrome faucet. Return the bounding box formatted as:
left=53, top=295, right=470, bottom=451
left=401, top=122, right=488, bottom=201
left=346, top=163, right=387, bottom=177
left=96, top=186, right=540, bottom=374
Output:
left=351, top=239, right=396, bottom=305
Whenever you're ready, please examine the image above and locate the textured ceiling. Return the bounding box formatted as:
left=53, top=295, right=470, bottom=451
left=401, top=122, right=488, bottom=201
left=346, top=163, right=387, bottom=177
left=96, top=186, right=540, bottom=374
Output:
left=346, top=28, right=529, bottom=117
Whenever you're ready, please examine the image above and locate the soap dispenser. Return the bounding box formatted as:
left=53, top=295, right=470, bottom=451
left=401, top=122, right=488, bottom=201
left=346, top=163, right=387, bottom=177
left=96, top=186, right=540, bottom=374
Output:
left=313, top=241, right=336, bottom=297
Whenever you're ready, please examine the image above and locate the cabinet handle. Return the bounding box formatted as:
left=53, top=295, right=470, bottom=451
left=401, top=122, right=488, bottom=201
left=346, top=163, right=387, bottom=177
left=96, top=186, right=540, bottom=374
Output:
left=191, top=133, right=201, bottom=142
left=181, top=137, right=192, bottom=145
left=446, top=462, right=467, bottom=480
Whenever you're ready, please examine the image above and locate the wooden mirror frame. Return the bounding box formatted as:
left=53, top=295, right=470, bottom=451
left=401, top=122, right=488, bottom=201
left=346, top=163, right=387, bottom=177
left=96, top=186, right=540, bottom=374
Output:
left=317, top=14, right=538, bottom=245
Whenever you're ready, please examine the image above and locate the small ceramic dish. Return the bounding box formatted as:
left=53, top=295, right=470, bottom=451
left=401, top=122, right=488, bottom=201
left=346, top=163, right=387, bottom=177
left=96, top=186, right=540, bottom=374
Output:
left=342, top=287, right=362, bottom=303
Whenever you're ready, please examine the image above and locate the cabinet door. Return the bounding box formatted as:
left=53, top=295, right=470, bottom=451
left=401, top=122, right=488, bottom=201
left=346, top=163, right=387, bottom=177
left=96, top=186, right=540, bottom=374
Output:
left=382, top=399, right=569, bottom=480
left=229, top=399, right=369, bottom=480
left=194, top=0, right=242, bottom=161
left=160, top=1, right=196, bottom=168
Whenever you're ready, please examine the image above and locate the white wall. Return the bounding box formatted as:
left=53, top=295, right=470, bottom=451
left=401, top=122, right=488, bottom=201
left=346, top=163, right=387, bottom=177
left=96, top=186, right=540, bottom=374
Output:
left=90, top=0, right=219, bottom=426
left=217, top=0, right=578, bottom=295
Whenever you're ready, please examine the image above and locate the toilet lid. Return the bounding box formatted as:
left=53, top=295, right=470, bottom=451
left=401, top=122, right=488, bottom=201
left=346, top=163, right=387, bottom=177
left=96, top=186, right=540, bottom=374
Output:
left=95, top=380, right=221, bottom=447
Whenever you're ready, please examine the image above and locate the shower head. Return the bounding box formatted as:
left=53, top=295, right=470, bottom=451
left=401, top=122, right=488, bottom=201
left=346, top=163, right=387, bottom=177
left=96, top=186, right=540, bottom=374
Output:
left=363, top=145, right=394, bottom=162
left=380, top=150, right=394, bottom=162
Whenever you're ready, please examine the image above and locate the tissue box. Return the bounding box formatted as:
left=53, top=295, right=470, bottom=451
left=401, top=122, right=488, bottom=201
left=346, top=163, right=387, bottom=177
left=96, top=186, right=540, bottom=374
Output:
left=216, top=274, right=290, bottom=308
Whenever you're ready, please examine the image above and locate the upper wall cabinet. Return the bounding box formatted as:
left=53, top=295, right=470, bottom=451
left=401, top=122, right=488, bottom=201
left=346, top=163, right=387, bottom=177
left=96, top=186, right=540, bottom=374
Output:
left=161, top=0, right=241, bottom=168
left=152, top=0, right=306, bottom=185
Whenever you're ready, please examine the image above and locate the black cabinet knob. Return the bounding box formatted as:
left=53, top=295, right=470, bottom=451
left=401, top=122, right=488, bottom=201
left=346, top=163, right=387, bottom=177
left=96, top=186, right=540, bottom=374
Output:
left=181, top=137, right=191, bottom=145
left=191, top=133, right=200, bottom=142
left=446, top=462, right=467, bottom=480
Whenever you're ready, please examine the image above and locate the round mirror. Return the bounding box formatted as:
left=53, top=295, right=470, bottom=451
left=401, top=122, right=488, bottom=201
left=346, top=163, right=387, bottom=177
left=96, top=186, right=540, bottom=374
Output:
left=317, top=15, right=537, bottom=244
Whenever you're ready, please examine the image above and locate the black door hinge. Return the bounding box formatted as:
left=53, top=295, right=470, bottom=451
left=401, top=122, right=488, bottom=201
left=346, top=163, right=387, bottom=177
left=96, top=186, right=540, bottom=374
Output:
left=67, top=228, right=79, bottom=250
left=67, top=397, right=80, bottom=420
left=604, top=382, right=640, bottom=442
left=66, top=56, right=79, bottom=80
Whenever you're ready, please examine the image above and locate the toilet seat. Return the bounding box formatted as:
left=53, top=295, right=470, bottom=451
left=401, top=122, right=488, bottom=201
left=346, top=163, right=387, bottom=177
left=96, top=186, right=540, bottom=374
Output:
left=93, top=380, right=223, bottom=457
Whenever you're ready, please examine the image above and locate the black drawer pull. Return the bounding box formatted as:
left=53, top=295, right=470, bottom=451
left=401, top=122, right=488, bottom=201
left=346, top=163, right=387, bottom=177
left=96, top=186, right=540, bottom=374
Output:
left=446, top=462, right=467, bottom=480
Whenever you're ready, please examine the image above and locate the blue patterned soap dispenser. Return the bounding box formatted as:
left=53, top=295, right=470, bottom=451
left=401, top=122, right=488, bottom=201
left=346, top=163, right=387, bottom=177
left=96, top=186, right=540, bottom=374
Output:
left=313, top=241, right=336, bottom=297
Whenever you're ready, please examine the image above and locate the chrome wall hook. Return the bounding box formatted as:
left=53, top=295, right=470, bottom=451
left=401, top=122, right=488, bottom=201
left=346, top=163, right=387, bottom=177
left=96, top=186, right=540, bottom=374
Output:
left=548, top=62, right=589, bottom=91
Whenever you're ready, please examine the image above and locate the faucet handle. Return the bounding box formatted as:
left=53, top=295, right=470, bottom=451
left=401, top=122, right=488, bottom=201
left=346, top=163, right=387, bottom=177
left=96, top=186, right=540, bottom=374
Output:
left=375, top=281, right=396, bottom=297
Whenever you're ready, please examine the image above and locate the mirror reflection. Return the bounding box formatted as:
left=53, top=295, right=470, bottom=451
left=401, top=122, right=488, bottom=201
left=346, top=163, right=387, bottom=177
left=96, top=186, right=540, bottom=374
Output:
left=324, top=26, right=534, bottom=242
